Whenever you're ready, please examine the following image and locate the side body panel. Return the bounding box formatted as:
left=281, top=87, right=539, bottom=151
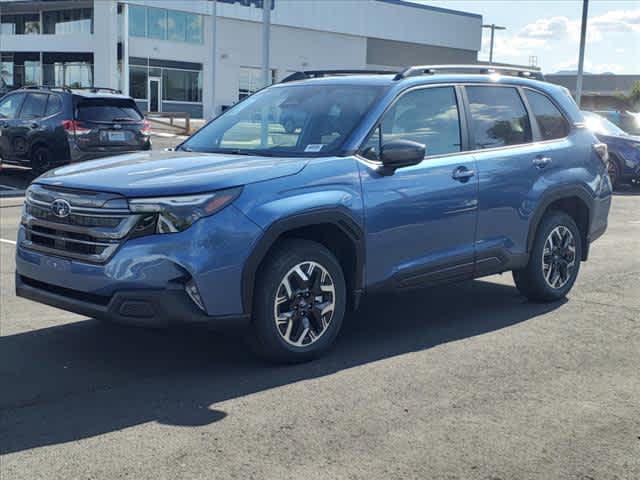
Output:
left=358, top=154, right=479, bottom=290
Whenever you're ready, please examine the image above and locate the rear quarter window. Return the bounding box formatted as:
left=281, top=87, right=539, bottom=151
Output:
left=44, top=95, right=63, bottom=117
left=524, top=89, right=570, bottom=140
left=76, top=98, right=143, bottom=122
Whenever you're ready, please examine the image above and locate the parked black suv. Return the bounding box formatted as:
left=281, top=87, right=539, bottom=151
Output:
left=0, top=87, right=151, bottom=174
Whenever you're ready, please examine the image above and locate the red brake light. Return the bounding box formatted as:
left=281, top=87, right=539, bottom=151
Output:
left=141, top=119, right=151, bottom=135
left=62, top=120, right=91, bottom=135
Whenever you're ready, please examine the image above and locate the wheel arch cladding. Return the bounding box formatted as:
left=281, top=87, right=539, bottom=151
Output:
left=528, top=187, right=592, bottom=261
left=242, top=209, right=365, bottom=315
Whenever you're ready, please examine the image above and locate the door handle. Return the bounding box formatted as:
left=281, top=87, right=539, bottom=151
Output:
left=0, top=121, right=7, bottom=128
left=533, top=156, right=552, bottom=168
left=452, top=166, right=475, bottom=182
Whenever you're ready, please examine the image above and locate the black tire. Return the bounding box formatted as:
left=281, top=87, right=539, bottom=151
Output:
left=249, top=239, right=346, bottom=363
left=607, top=155, right=621, bottom=190
left=513, top=211, right=582, bottom=302
left=31, top=146, right=53, bottom=177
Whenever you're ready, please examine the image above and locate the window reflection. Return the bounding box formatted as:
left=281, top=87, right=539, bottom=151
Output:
left=466, top=86, right=532, bottom=148
left=364, top=87, right=461, bottom=159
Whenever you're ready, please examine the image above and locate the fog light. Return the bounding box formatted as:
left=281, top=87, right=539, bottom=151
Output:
left=185, top=280, right=205, bottom=312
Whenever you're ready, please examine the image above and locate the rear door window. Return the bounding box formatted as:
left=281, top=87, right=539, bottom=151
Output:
left=0, top=93, right=26, bottom=119
left=466, top=86, right=532, bottom=149
left=20, top=93, right=48, bottom=119
left=76, top=99, right=143, bottom=122
left=524, top=89, right=570, bottom=140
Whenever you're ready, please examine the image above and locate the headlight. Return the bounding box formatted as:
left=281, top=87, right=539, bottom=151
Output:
left=129, top=187, right=242, bottom=234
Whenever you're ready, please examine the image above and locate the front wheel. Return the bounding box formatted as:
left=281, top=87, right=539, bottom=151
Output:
left=250, top=239, right=346, bottom=363
left=513, top=211, right=582, bottom=302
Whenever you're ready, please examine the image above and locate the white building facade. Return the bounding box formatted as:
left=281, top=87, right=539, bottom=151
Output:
left=0, top=0, right=482, bottom=118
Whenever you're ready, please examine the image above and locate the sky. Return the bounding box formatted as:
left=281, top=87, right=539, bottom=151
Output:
left=420, top=0, right=640, bottom=74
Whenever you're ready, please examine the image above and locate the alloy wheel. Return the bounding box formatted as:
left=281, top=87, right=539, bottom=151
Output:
left=273, top=261, right=336, bottom=347
left=542, top=225, right=577, bottom=289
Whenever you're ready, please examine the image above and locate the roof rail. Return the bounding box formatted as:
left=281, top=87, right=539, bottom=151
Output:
left=394, top=64, right=545, bottom=81
left=281, top=69, right=394, bottom=83
left=19, top=85, right=72, bottom=93
left=69, top=86, right=122, bottom=94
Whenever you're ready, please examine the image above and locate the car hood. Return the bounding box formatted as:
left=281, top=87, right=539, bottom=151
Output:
left=35, top=151, right=310, bottom=197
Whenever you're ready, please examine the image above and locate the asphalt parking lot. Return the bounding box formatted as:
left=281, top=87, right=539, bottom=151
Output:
left=1, top=162, right=639, bottom=478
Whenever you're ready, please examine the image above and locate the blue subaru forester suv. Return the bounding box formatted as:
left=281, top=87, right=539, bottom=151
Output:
left=16, top=66, right=612, bottom=362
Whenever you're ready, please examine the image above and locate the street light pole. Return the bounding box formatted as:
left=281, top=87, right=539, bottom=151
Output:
left=576, top=0, right=589, bottom=108
left=482, top=24, right=506, bottom=64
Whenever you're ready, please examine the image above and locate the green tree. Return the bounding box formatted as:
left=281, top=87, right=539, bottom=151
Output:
left=615, top=81, right=640, bottom=110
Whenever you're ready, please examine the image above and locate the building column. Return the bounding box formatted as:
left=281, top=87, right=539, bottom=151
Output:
left=203, top=1, right=217, bottom=119
left=121, top=2, right=129, bottom=95
left=92, top=0, right=119, bottom=89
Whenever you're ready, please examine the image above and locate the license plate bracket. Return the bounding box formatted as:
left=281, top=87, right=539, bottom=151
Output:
left=107, top=131, right=126, bottom=142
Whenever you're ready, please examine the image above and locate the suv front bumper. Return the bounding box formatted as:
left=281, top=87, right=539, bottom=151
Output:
left=15, top=205, right=262, bottom=327
left=16, top=274, right=249, bottom=329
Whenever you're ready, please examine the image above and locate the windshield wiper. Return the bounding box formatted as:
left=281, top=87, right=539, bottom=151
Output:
left=209, top=148, right=275, bottom=157
left=112, top=117, right=136, bottom=122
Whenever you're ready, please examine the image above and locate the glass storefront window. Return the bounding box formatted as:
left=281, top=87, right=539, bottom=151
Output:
left=186, top=13, right=203, bottom=44
left=147, top=7, right=167, bottom=40
left=162, top=69, right=202, bottom=102
left=130, top=66, right=148, bottom=99
left=23, top=61, right=41, bottom=86
left=43, top=8, right=93, bottom=35
left=129, top=5, right=146, bottom=37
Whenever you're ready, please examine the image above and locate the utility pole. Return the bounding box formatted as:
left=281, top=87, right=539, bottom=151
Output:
left=483, top=24, right=506, bottom=64
left=210, top=0, right=217, bottom=118
left=262, top=0, right=271, bottom=87
left=576, top=0, right=589, bottom=108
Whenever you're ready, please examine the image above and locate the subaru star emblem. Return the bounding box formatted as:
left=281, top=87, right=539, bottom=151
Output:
left=51, top=199, right=71, bottom=218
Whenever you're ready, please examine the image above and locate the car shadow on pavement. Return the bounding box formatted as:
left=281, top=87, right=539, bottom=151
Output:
left=1, top=278, right=566, bottom=455
left=613, top=184, right=640, bottom=196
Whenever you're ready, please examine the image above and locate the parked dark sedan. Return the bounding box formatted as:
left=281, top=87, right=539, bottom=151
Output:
left=583, top=111, right=640, bottom=189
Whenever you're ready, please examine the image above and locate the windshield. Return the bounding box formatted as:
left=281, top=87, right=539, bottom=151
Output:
left=582, top=111, right=628, bottom=136
left=180, top=84, right=385, bottom=156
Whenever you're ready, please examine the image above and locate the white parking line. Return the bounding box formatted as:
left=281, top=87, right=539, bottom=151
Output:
left=0, top=238, right=16, bottom=245
left=0, top=184, right=18, bottom=190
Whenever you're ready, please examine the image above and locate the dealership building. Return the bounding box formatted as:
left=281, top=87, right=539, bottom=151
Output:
left=0, top=0, right=482, bottom=118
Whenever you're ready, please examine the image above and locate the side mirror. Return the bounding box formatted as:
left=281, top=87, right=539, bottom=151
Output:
left=380, top=140, right=426, bottom=169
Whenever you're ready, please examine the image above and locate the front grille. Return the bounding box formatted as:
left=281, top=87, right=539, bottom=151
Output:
left=22, top=185, right=140, bottom=263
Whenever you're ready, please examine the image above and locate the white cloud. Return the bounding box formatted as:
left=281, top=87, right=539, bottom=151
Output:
left=591, top=9, right=640, bottom=33
left=481, top=8, right=640, bottom=68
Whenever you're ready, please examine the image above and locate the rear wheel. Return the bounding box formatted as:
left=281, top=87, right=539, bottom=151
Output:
left=249, top=239, right=346, bottom=363
left=31, top=146, right=53, bottom=176
left=513, top=211, right=582, bottom=302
